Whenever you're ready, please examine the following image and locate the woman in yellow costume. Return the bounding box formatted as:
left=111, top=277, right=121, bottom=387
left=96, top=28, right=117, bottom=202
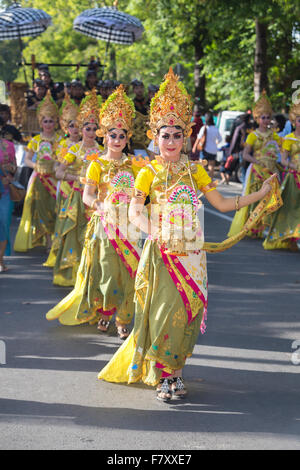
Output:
left=263, top=100, right=300, bottom=251
left=14, top=90, right=61, bottom=253
left=46, top=85, right=145, bottom=340
left=44, top=92, right=81, bottom=268
left=48, top=90, right=103, bottom=285
left=98, top=68, right=282, bottom=402
left=228, top=90, right=281, bottom=239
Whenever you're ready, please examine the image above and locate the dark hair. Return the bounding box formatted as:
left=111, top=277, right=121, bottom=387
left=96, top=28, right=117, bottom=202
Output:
left=33, top=79, right=46, bottom=88
left=274, top=114, right=286, bottom=133
left=131, top=79, right=144, bottom=87
left=83, top=122, right=98, bottom=128
left=108, top=128, right=128, bottom=134
left=158, top=125, right=183, bottom=133
left=38, top=63, right=49, bottom=71
left=0, top=116, right=4, bottom=127
left=0, top=104, right=10, bottom=113
left=205, top=112, right=214, bottom=126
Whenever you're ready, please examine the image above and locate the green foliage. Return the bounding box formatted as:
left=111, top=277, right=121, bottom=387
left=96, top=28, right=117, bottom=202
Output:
left=0, top=39, right=21, bottom=82
left=0, top=0, right=298, bottom=113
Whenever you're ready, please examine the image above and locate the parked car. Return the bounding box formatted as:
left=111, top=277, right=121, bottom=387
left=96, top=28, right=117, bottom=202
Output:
left=216, top=110, right=244, bottom=183
left=216, top=110, right=244, bottom=159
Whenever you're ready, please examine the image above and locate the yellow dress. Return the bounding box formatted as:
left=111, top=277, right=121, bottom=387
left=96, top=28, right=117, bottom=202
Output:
left=46, top=154, right=143, bottom=326
left=14, top=132, right=61, bottom=252
left=43, top=137, right=78, bottom=268
left=228, top=129, right=281, bottom=238
left=99, top=154, right=283, bottom=386
left=263, top=132, right=300, bottom=250
left=50, top=141, right=103, bottom=286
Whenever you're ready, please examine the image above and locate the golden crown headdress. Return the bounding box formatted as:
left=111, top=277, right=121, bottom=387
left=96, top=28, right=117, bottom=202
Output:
left=59, top=92, right=79, bottom=134
left=252, top=90, right=273, bottom=122
left=37, top=89, right=59, bottom=125
left=96, top=84, right=135, bottom=138
left=147, top=67, right=193, bottom=140
left=76, top=88, right=102, bottom=129
left=289, top=97, right=300, bottom=125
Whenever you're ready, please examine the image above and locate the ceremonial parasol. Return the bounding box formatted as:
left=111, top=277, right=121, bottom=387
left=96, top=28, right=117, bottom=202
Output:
left=73, top=4, right=144, bottom=69
left=0, top=2, right=51, bottom=40
left=0, top=2, right=52, bottom=81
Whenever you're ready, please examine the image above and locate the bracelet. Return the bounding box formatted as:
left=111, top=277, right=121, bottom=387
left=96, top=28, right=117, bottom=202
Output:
left=235, top=195, right=241, bottom=211
left=91, top=198, right=100, bottom=210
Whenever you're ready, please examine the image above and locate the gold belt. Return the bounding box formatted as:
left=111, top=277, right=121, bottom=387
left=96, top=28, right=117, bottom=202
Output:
left=35, top=160, right=54, bottom=175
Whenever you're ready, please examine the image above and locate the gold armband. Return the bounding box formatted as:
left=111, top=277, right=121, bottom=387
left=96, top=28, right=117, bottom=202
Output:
left=84, top=178, right=97, bottom=186
left=134, top=188, right=147, bottom=200
left=235, top=195, right=241, bottom=211
left=201, top=182, right=217, bottom=194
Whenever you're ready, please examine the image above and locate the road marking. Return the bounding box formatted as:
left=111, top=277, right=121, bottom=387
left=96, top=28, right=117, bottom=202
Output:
left=204, top=207, right=233, bottom=222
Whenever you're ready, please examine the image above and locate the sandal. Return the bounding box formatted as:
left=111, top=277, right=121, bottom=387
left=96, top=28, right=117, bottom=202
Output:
left=156, top=378, right=172, bottom=403
left=171, top=377, right=187, bottom=399
left=116, top=324, right=129, bottom=340
left=97, top=318, right=110, bottom=333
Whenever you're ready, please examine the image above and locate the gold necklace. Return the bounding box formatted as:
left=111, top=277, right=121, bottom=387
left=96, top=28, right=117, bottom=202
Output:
left=40, top=132, right=57, bottom=142
left=157, top=153, right=188, bottom=174
left=157, top=154, right=197, bottom=204
left=102, top=154, right=129, bottom=182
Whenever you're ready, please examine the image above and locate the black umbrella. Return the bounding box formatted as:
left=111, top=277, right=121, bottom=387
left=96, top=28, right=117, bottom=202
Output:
left=0, top=2, right=52, bottom=82
left=73, top=5, right=144, bottom=69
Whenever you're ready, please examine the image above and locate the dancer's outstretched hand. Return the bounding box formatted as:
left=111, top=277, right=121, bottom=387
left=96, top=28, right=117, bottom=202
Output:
left=260, top=173, right=277, bottom=197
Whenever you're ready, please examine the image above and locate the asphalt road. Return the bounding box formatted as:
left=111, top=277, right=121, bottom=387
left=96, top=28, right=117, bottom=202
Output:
left=1, top=181, right=300, bottom=451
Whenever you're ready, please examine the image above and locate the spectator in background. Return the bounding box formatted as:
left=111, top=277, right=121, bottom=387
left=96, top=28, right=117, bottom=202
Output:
left=85, top=69, right=98, bottom=92
left=197, top=112, right=222, bottom=179
left=0, top=104, right=22, bottom=143
left=38, top=67, right=64, bottom=103
left=229, top=113, right=252, bottom=183
left=219, top=135, right=232, bottom=184
left=0, top=116, right=17, bottom=272
left=100, top=80, right=115, bottom=100
left=147, top=84, right=159, bottom=107
left=190, top=107, right=204, bottom=160
left=131, top=79, right=148, bottom=115
left=70, top=79, right=85, bottom=106
left=26, top=79, right=47, bottom=109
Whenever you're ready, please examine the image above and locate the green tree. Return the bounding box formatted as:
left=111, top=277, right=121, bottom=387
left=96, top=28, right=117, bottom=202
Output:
left=4, top=0, right=299, bottom=114
left=0, top=0, right=23, bottom=81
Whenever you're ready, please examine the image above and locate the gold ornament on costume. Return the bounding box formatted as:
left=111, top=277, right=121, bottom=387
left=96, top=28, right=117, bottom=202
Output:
left=252, top=89, right=273, bottom=123
left=59, top=93, right=79, bottom=134
left=76, top=88, right=102, bottom=129
left=147, top=67, right=193, bottom=140
left=96, top=84, right=135, bottom=138
left=289, top=98, right=300, bottom=125
left=37, top=89, right=59, bottom=126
